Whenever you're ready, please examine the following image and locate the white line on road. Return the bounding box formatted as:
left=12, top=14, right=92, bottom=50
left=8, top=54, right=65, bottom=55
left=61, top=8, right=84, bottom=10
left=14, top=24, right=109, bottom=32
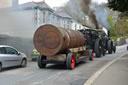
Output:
left=84, top=51, right=127, bottom=85
left=32, top=71, right=66, bottom=85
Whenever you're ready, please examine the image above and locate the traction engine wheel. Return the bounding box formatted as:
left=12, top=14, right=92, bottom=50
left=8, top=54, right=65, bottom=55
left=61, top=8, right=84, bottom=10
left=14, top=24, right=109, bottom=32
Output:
left=95, top=39, right=102, bottom=58
left=66, top=53, right=75, bottom=70
left=89, top=50, right=94, bottom=61
left=107, top=40, right=113, bottom=54
left=113, top=45, right=116, bottom=53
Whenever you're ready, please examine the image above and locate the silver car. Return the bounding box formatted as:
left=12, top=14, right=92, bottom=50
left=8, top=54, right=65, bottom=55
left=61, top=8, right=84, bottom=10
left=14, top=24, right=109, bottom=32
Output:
left=0, top=45, right=27, bottom=71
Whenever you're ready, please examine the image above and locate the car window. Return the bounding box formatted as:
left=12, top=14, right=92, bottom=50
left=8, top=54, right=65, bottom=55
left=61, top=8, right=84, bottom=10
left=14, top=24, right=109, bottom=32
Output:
left=5, top=47, right=18, bottom=55
left=0, top=47, right=5, bottom=54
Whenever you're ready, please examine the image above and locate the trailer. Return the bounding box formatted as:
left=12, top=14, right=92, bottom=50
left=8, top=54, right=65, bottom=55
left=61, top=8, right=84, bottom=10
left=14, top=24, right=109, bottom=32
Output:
left=33, top=24, right=94, bottom=69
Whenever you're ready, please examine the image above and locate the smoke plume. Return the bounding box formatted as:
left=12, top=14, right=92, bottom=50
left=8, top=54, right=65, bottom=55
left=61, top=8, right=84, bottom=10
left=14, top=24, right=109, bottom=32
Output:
left=0, top=0, right=11, bottom=8
left=0, top=8, right=35, bottom=59
left=93, top=3, right=110, bottom=30
left=80, top=0, right=99, bottom=29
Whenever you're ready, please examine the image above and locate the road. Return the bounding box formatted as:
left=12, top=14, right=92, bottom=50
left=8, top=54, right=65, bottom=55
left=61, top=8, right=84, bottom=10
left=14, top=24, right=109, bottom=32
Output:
left=0, top=44, right=127, bottom=85
left=92, top=54, right=128, bottom=85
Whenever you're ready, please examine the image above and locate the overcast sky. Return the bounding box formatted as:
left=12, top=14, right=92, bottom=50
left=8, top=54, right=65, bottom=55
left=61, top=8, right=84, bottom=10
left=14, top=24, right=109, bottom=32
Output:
left=19, top=0, right=108, bottom=8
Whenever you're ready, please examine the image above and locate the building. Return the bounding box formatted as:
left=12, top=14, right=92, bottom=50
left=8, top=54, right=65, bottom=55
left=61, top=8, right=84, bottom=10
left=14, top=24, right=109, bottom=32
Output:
left=16, top=0, right=73, bottom=29
left=71, top=20, right=83, bottom=30
left=0, top=0, right=84, bottom=58
left=0, top=0, right=12, bottom=8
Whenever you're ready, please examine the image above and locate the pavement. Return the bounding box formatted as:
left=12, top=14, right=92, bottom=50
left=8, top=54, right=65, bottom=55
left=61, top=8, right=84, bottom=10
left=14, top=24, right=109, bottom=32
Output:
left=91, top=54, right=128, bottom=85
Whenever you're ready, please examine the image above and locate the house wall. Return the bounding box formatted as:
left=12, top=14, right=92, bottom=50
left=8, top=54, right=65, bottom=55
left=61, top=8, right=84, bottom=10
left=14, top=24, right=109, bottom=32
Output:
left=71, top=21, right=83, bottom=30
left=0, top=9, right=36, bottom=59
left=37, top=9, right=72, bottom=29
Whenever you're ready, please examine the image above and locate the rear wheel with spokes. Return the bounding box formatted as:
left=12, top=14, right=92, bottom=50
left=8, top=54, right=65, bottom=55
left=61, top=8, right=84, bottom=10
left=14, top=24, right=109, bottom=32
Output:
left=89, top=50, right=94, bottom=61
left=66, top=53, right=75, bottom=70
left=38, top=55, right=47, bottom=68
left=0, top=63, right=2, bottom=72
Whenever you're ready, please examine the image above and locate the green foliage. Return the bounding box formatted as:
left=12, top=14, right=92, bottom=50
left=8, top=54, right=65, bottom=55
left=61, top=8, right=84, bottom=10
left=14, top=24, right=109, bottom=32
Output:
left=108, top=0, right=128, bottom=12
left=115, top=16, right=128, bottom=36
left=110, top=35, right=122, bottom=40
left=107, top=16, right=116, bottom=36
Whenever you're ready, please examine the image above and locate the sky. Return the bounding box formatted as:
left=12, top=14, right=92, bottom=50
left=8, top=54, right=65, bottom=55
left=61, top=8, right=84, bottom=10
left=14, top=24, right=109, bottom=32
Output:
left=19, top=0, right=108, bottom=8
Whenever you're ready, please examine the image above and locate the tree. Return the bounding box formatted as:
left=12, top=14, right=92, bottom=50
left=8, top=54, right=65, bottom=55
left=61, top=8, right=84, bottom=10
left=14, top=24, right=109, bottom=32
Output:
left=107, top=16, right=116, bottom=36
left=115, top=17, right=128, bottom=36
left=108, top=0, right=128, bottom=13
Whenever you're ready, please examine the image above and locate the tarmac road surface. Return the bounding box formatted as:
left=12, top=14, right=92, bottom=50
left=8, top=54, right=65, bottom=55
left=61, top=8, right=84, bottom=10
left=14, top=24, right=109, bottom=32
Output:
left=92, top=54, right=128, bottom=85
left=0, top=44, right=127, bottom=85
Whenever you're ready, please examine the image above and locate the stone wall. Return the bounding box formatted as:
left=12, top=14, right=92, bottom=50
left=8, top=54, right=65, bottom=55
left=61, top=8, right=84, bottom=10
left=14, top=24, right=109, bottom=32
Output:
left=116, top=38, right=126, bottom=46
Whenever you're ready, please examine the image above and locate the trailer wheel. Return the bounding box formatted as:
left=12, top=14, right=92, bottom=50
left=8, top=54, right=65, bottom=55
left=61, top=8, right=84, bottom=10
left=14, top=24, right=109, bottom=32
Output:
left=107, top=40, right=113, bottom=54
left=38, top=55, right=46, bottom=68
left=113, top=45, right=116, bottom=53
left=89, top=50, right=94, bottom=61
left=0, top=63, right=2, bottom=72
left=66, top=53, right=75, bottom=70
left=95, top=39, right=102, bottom=58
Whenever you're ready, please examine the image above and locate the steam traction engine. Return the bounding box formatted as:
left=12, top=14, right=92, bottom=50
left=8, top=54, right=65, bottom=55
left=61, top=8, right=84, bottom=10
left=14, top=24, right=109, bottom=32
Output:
left=79, top=28, right=116, bottom=58
left=33, top=24, right=94, bottom=70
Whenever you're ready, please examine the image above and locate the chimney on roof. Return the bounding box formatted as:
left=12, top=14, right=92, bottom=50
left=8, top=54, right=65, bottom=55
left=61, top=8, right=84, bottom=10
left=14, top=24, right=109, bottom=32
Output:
left=12, top=0, right=19, bottom=7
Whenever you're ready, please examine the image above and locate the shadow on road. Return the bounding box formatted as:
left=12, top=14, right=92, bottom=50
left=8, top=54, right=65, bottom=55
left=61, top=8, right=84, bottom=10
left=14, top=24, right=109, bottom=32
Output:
left=45, top=61, right=87, bottom=70
left=0, top=66, right=22, bottom=72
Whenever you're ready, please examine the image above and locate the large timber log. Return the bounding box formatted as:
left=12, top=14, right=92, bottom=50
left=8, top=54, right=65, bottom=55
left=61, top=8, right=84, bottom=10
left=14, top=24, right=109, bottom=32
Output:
left=33, top=24, right=85, bottom=56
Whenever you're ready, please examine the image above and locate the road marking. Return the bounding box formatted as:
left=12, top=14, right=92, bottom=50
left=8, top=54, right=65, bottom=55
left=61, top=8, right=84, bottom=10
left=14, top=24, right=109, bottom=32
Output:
left=84, top=53, right=127, bottom=85
left=32, top=71, right=66, bottom=85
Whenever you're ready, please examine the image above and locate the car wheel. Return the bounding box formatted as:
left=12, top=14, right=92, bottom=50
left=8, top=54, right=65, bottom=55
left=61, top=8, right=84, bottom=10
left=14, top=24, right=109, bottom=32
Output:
left=66, top=53, right=75, bottom=70
left=0, top=63, right=2, bottom=72
left=21, top=59, right=27, bottom=67
left=38, top=55, right=46, bottom=68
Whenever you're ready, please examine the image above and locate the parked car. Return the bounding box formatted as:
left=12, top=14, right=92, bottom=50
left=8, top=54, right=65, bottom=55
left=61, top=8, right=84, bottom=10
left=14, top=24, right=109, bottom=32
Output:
left=0, top=45, right=27, bottom=71
left=31, top=49, right=39, bottom=61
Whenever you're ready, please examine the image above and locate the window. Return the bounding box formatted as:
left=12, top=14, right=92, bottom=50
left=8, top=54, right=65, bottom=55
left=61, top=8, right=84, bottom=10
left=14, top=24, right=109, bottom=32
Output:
left=79, top=26, right=81, bottom=29
left=48, top=12, right=51, bottom=24
left=43, top=12, right=46, bottom=23
left=57, top=17, right=60, bottom=26
left=75, top=24, right=77, bottom=30
left=0, top=47, right=5, bottom=54
left=5, top=47, right=18, bottom=55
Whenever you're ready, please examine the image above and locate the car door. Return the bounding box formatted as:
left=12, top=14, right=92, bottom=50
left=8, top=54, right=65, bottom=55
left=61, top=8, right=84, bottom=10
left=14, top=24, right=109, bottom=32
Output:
left=5, top=47, right=21, bottom=66
left=0, top=47, right=9, bottom=68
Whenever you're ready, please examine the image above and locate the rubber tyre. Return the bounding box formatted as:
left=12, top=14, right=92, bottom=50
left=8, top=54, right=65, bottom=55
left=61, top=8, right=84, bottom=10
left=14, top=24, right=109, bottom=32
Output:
left=21, top=59, right=27, bottom=67
left=0, top=63, right=2, bottom=72
left=113, top=45, right=116, bottom=53
left=102, top=47, right=106, bottom=56
left=107, top=40, right=113, bottom=54
left=38, top=55, right=46, bottom=68
left=95, top=39, right=102, bottom=58
left=89, top=50, right=94, bottom=61
left=66, top=53, right=75, bottom=70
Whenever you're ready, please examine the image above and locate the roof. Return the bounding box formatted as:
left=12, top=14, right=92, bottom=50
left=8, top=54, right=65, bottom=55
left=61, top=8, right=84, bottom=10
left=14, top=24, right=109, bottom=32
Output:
left=19, top=1, right=53, bottom=11
left=56, top=11, right=72, bottom=19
